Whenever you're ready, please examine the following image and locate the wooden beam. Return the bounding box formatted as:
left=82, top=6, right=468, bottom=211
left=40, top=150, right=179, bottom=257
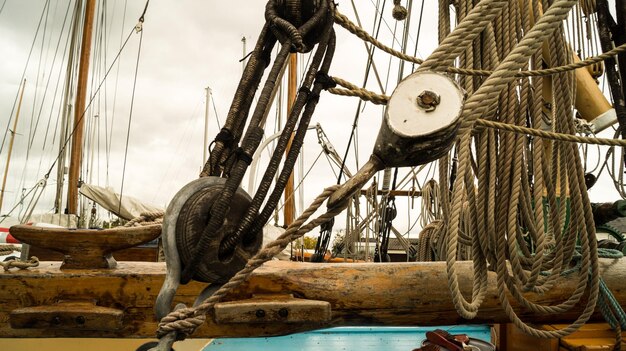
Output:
left=0, top=260, right=624, bottom=338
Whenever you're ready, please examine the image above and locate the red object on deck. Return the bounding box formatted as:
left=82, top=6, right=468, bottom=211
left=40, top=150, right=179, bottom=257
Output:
left=1, top=226, right=21, bottom=244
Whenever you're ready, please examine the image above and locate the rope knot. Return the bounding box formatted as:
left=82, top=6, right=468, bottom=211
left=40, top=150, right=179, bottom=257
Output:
left=392, top=0, right=408, bottom=21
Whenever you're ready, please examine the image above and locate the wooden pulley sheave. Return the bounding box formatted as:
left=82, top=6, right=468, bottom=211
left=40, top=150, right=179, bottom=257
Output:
left=328, top=71, right=466, bottom=208
left=153, top=0, right=337, bottom=327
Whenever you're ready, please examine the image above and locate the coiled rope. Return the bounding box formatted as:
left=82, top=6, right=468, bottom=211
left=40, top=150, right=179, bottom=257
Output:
left=332, top=0, right=605, bottom=339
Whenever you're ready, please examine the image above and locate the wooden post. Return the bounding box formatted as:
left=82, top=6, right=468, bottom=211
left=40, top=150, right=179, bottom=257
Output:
left=67, top=0, right=96, bottom=215
left=284, top=53, right=297, bottom=226
left=0, top=79, right=26, bottom=215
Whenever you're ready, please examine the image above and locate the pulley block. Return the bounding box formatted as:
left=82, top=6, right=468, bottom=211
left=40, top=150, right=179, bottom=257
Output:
left=373, top=70, right=465, bottom=167
left=175, top=177, right=263, bottom=283
left=155, top=177, right=264, bottom=320
left=327, top=71, right=465, bottom=209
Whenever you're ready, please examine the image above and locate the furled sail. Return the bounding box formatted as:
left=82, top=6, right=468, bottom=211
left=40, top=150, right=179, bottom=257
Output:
left=79, top=184, right=163, bottom=221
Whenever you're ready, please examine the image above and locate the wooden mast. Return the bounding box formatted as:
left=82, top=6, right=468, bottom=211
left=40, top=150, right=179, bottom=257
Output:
left=55, top=0, right=82, bottom=214
left=284, top=53, right=297, bottom=226
left=67, top=0, right=96, bottom=215
left=0, top=79, right=26, bottom=216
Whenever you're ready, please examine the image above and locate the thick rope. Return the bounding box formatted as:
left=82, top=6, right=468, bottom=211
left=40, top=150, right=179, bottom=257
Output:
left=476, top=119, right=626, bottom=146
left=124, top=210, right=165, bottom=227
left=333, top=10, right=626, bottom=77
left=156, top=185, right=346, bottom=338
left=0, top=244, right=20, bottom=256
left=436, top=0, right=600, bottom=339
left=325, top=80, right=626, bottom=147
left=0, top=256, right=39, bottom=271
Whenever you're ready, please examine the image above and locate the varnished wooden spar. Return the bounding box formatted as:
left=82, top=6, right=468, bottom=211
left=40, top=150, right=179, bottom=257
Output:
left=0, top=259, right=624, bottom=338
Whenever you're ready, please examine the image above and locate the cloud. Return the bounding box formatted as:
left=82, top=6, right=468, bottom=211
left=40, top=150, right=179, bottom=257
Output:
left=1, top=0, right=621, bottom=242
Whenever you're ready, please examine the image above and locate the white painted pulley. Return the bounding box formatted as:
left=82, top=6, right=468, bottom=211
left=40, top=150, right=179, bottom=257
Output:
left=373, top=71, right=465, bottom=167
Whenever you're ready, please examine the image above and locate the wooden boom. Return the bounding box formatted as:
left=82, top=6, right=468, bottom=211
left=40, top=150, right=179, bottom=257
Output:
left=0, top=259, right=622, bottom=338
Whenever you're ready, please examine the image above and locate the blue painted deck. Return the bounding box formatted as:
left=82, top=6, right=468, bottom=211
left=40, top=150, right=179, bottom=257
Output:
left=203, top=326, right=492, bottom=351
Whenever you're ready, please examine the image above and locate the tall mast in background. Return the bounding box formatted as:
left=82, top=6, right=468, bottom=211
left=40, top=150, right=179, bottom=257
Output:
left=67, top=0, right=96, bottom=215
left=0, top=79, right=26, bottom=216
left=283, top=53, right=297, bottom=227
left=54, top=0, right=81, bottom=214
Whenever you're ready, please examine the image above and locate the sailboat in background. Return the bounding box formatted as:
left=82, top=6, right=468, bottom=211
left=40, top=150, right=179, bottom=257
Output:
left=0, top=0, right=164, bottom=264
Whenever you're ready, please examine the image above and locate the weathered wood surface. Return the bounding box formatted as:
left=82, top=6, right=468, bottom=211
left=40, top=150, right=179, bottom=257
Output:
left=27, top=245, right=159, bottom=263
left=9, top=224, right=161, bottom=269
left=10, top=301, right=123, bottom=331
left=0, top=259, right=624, bottom=338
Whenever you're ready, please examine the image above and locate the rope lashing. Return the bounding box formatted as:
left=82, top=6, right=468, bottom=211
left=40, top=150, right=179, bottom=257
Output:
left=392, top=0, right=408, bottom=21
left=315, top=71, right=336, bottom=89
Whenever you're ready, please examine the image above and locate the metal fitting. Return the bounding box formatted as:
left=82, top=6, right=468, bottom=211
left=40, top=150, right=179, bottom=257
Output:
left=416, top=90, right=441, bottom=112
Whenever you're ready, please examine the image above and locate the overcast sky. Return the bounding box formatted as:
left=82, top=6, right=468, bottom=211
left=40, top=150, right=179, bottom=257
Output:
left=0, top=0, right=622, bottom=236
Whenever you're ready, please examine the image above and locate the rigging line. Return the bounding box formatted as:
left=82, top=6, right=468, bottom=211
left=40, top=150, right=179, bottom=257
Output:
left=0, top=0, right=50, bottom=157
left=42, top=1, right=76, bottom=152
left=383, top=15, right=399, bottom=94
left=351, top=0, right=386, bottom=93
left=0, top=181, right=40, bottom=224
left=275, top=149, right=324, bottom=214
left=30, top=0, right=74, bottom=151
left=211, top=94, right=222, bottom=130
left=117, top=28, right=144, bottom=216
left=396, top=0, right=412, bottom=81
left=410, top=0, right=425, bottom=72
left=27, top=0, right=52, bottom=156
left=107, top=0, right=129, bottom=187
left=337, top=0, right=387, bottom=184
left=44, top=8, right=146, bottom=179
left=366, top=0, right=410, bottom=48
left=0, top=0, right=6, bottom=16
left=17, top=0, right=52, bottom=207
